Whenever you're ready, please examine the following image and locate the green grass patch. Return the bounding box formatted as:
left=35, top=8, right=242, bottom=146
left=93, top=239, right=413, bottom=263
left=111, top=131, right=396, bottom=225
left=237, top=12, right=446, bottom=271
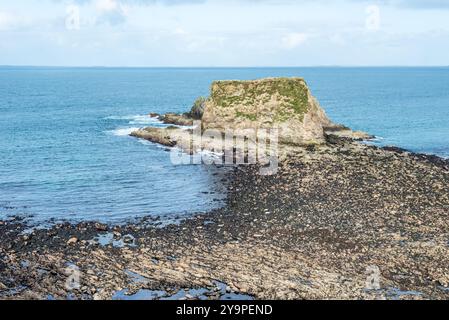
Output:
left=210, top=78, right=310, bottom=123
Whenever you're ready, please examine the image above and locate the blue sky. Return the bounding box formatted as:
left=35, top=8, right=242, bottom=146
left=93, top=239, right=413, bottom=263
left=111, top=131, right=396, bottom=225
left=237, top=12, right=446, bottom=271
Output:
left=0, top=0, right=448, bottom=66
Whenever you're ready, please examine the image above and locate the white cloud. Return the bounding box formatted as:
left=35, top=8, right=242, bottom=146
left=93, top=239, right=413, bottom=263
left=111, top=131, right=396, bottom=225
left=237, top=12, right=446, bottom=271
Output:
left=1, top=0, right=449, bottom=66
left=95, top=0, right=128, bottom=25
left=96, top=0, right=119, bottom=12
left=0, top=11, right=20, bottom=30
left=329, top=33, right=346, bottom=46
left=184, top=35, right=226, bottom=53
left=173, top=27, right=188, bottom=35
left=281, top=33, right=309, bottom=49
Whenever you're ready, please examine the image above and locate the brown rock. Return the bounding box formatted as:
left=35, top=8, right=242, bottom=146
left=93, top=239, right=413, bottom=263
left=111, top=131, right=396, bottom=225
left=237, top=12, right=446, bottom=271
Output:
left=67, top=237, right=78, bottom=245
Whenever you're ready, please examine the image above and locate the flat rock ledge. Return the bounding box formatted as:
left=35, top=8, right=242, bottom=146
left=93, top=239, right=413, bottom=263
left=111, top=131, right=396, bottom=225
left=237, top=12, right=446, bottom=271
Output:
left=130, top=124, right=374, bottom=157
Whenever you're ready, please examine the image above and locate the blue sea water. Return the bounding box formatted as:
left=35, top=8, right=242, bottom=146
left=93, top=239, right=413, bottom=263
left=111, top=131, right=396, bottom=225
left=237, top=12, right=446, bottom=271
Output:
left=0, top=67, right=448, bottom=223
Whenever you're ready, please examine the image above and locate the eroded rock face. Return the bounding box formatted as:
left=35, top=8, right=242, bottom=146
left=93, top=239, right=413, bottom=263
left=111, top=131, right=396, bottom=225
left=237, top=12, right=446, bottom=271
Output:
left=201, top=78, right=333, bottom=146
left=188, top=97, right=207, bottom=120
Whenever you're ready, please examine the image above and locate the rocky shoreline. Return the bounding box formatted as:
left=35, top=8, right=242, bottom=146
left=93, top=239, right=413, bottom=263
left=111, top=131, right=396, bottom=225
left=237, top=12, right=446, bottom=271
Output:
left=1, top=137, right=448, bottom=300
left=1, top=77, right=448, bottom=300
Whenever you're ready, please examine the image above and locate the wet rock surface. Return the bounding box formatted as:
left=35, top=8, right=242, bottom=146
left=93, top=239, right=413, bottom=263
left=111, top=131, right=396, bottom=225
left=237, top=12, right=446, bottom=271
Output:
left=1, top=140, right=448, bottom=300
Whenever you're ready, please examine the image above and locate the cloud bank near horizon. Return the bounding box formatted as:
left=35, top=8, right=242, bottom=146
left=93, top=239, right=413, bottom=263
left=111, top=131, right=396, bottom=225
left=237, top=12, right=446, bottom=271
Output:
left=0, top=0, right=448, bottom=66
left=61, top=0, right=449, bottom=9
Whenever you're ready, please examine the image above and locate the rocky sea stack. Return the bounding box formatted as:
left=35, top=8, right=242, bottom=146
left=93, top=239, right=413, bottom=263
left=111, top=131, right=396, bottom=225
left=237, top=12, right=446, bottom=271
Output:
left=131, top=77, right=371, bottom=151
left=202, top=78, right=332, bottom=145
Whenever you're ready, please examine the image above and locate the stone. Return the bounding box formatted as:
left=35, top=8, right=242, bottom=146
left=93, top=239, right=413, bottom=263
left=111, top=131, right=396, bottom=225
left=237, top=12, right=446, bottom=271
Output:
left=67, top=237, right=78, bottom=245
left=95, top=223, right=108, bottom=232
left=123, top=235, right=134, bottom=244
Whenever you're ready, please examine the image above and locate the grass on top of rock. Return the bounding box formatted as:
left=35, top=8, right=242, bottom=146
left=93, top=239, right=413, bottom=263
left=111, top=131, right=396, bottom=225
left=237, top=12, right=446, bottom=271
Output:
left=235, top=111, right=258, bottom=121
left=210, top=78, right=310, bottom=123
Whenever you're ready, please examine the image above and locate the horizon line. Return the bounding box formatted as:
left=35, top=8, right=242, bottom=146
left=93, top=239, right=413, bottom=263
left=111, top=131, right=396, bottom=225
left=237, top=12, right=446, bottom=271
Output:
left=1, top=65, right=448, bottom=69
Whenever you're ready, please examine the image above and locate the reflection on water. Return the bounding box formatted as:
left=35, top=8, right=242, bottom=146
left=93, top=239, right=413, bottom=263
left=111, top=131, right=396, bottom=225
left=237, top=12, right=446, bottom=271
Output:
left=113, top=280, right=254, bottom=301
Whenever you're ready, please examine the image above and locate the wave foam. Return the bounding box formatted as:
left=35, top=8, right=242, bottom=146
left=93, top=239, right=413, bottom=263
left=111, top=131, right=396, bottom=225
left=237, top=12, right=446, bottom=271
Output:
left=106, top=114, right=197, bottom=141
left=108, top=127, right=140, bottom=137
left=105, top=114, right=162, bottom=126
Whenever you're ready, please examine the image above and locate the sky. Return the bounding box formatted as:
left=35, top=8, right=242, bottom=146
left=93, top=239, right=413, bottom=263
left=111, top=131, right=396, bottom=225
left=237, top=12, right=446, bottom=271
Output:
left=0, top=0, right=449, bottom=66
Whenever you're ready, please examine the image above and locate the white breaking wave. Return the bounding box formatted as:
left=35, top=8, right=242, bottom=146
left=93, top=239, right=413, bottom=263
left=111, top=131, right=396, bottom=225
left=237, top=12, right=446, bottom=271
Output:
left=105, top=114, right=164, bottom=138
left=106, top=114, right=199, bottom=141
left=129, top=115, right=163, bottom=126
left=105, top=114, right=163, bottom=125
left=137, top=139, right=169, bottom=148
left=196, top=149, right=224, bottom=158
left=108, top=127, right=140, bottom=137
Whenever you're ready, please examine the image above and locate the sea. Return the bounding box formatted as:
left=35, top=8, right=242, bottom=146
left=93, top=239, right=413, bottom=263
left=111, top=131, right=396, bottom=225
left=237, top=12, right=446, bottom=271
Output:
left=1, top=67, right=448, bottom=224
